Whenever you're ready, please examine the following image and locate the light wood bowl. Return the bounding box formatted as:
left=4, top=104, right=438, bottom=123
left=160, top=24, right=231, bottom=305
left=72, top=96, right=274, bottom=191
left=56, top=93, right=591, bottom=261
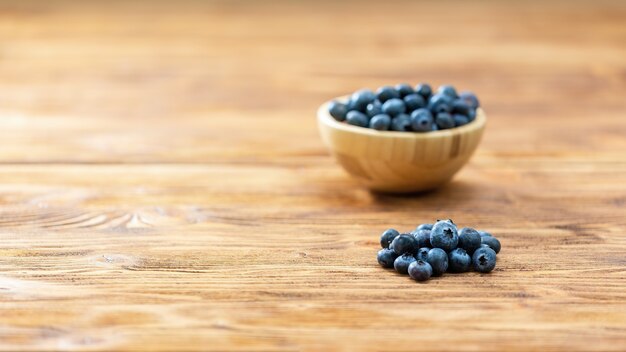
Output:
left=317, top=98, right=486, bottom=193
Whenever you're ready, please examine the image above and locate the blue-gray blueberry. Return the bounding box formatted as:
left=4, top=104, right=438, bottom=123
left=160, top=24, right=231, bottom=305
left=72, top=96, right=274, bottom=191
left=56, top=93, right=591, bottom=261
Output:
left=391, top=234, right=417, bottom=255
left=458, top=227, right=482, bottom=255
left=328, top=101, right=348, bottom=121
left=427, top=93, right=453, bottom=114
left=382, top=98, right=406, bottom=116
left=380, top=228, right=400, bottom=248
left=472, top=247, right=496, bottom=273
left=390, top=114, right=412, bottom=131
left=438, top=85, right=458, bottom=99
left=479, top=231, right=492, bottom=237
left=403, top=94, right=426, bottom=112
left=394, top=253, right=416, bottom=274
left=410, top=108, right=434, bottom=132
left=369, top=114, right=391, bottom=131
left=417, top=223, right=433, bottom=231
left=452, top=100, right=471, bottom=115
left=459, top=91, right=480, bottom=109
left=350, top=89, right=376, bottom=111
left=346, top=110, right=369, bottom=127
left=481, top=236, right=501, bottom=254
left=435, top=112, right=455, bottom=129
left=427, top=248, right=448, bottom=276
left=408, top=260, right=432, bottom=281
left=453, top=114, right=469, bottom=127
left=447, top=248, right=471, bottom=273
left=467, top=108, right=477, bottom=121
left=412, top=229, right=431, bottom=248
left=376, top=86, right=400, bottom=103
left=430, top=220, right=459, bottom=251
left=416, top=247, right=430, bottom=261
left=366, top=100, right=383, bottom=118
left=396, top=83, right=414, bottom=97
left=377, top=248, right=398, bottom=268
left=415, top=83, right=432, bottom=99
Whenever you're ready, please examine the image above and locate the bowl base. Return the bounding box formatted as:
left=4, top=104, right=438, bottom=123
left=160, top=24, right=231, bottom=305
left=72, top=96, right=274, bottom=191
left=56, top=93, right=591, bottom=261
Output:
left=334, top=153, right=468, bottom=193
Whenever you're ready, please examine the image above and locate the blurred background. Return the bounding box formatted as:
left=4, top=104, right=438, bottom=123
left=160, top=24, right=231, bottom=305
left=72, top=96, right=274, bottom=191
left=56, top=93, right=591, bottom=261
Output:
left=1, top=0, right=624, bottom=164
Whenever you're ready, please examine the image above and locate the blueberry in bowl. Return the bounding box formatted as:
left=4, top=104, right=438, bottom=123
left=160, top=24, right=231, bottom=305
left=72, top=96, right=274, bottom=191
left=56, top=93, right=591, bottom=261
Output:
left=318, top=83, right=486, bottom=193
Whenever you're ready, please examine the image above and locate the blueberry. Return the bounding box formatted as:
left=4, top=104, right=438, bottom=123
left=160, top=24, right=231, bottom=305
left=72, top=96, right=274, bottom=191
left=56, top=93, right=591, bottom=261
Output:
left=457, top=227, right=482, bottom=255
left=366, top=100, right=383, bottom=118
left=430, top=220, right=458, bottom=251
left=427, top=93, right=453, bottom=114
left=380, top=228, right=400, bottom=249
left=416, top=223, right=433, bottom=231
left=472, top=247, right=496, bottom=273
left=350, top=89, right=376, bottom=111
left=395, top=83, right=414, bottom=97
left=381, top=98, right=406, bottom=117
left=408, top=260, right=432, bottom=281
left=459, top=91, right=480, bottom=109
left=416, top=247, right=430, bottom=261
left=403, top=94, right=426, bottom=112
left=435, top=112, right=455, bottom=130
left=377, top=248, right=398, bottom=268
left=376, top=86, right=400, bottom=103
left=369, top=114, right=391, bottom=131
left=410, top=108, right=434, bottom=132
left=467, top=108, right=477, bottom=121
left=346, top=110, right=369, bottom=127
left=447, top=248, right=471, bottom=273
left=426, top=248, right=448, bottom=276
left=434, top=104, right=452, bottom=114
left=391, top=233, right=417, bottom=255
left=479, top=231, right=492, bottom=237
left=481, top=236, right=501, bottom=254
left=412, top=229, right=432, bottom=248
left=453, top=114, right=469, bottom=127
left=328, top=101, right=348, bottom=121
left=452, top=100, right=471, bottom=115
left=415, top=83, right=432, bottom=99
left=438, top=85, right=458, bottom=99
left=347, top=99, right=358, bottom=111
left=394, top=253, right=416, bottom=274
left=390, top=114, right=411, bottom=131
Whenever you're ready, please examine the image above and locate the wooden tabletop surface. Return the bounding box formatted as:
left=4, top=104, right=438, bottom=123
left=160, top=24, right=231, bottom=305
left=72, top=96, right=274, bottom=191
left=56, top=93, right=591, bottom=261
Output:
left=1, top=1, right=625, bottom=351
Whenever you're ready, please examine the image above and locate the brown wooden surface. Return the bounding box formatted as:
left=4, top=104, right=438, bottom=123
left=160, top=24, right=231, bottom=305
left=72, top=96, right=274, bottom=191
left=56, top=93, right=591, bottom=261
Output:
left=0, top=1, right=625, bottom=351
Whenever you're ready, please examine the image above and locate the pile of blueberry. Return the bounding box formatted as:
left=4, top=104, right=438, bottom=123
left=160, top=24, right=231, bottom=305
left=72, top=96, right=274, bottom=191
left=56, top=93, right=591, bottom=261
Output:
left=327, top=83, right=480, bottom=132
left=377, top=219, right=501, bottom=282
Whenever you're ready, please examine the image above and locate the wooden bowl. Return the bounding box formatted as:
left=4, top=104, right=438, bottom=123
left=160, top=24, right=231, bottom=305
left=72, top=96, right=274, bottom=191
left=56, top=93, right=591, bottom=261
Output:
left=317, top=98, right=486, bottom=193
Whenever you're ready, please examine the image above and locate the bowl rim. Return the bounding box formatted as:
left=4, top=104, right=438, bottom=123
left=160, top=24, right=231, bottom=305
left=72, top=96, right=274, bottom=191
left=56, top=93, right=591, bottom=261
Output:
left=317, top=96, right=486, bottom=140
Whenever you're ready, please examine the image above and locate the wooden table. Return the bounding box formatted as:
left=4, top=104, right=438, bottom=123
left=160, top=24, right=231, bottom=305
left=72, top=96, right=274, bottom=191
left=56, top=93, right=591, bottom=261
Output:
left=1, top=1, right=625, bottom=351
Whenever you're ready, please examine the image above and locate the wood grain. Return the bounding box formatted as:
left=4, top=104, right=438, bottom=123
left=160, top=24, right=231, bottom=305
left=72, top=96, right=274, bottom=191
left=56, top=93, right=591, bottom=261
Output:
left=0, top=0, right=625, bottom=351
